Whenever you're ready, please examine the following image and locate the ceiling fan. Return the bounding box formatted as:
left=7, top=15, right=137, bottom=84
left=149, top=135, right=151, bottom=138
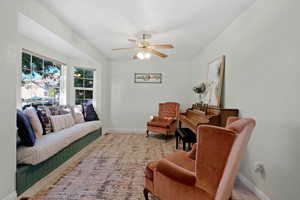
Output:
left=112, top=33, right=174, bottom=60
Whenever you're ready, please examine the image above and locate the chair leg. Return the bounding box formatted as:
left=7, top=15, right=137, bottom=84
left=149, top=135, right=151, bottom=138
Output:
left=146, top=130, right=149, bottom=137
left=165, top=134, right=168, bottom=142
left=143, top=188, right=149, bottom=200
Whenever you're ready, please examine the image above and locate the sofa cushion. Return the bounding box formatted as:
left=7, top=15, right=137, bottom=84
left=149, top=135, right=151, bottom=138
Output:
left=50, top=114, right=75, bottom=132
left=23, top=107, right=43, bottom=138
left=17, top=121, right=102, bottom=165
left=147, top=117, right=175, bottom=128
left=17, top=110, right=36, bottom=147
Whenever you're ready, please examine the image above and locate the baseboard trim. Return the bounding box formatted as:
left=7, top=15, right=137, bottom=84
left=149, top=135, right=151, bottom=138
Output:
left=238, top=173, right=271, bottom=200
left=2, top=191, right=17, bottom=200
left=106, top=128, right=146, bottom=134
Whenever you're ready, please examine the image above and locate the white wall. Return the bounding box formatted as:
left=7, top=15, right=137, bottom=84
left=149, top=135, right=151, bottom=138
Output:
left=110, top=60, right=191, bottom=131
left=0, top=0, right=18, bottom=199
left=191, top=0, right=300, bottom=199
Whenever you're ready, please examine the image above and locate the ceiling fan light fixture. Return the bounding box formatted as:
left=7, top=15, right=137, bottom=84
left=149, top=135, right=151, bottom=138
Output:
left=144, top=52, right=152, bottom=59
left=113, top=32, right=173, bottom=59
left=137, top=52, right=145, bottom=60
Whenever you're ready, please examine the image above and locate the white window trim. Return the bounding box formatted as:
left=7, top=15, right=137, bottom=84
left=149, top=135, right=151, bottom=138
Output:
left=73, top=67, right=96, bottom=106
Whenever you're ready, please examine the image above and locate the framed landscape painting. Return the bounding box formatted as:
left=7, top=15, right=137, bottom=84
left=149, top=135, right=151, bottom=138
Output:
left=204, top=55, right=225, bottom=107
left=134, top=73, right=162, bottom=84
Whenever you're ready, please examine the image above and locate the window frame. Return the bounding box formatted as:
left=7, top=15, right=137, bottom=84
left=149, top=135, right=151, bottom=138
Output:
left=21, top=50, right=64, bottom=106
left=73, top=67, right=96, bottom=105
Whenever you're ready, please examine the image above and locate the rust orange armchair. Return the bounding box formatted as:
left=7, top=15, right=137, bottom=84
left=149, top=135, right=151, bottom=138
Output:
left=144, top=117, right=256, bottom=200
left=146, top=102, right=180, bottom=141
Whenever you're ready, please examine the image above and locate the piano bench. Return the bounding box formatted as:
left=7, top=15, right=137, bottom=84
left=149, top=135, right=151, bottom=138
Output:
left=175, top=128, right=197, bottom=151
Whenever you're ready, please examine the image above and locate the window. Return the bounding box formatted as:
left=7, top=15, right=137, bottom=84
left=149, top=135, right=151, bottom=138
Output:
left=74, top=68, right=95, bottom=105
left=21, top=52, right=62, bottom=106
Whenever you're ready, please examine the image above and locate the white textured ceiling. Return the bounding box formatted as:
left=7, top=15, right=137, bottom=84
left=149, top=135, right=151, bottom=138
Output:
left=40, top=0, right=255, bottom=61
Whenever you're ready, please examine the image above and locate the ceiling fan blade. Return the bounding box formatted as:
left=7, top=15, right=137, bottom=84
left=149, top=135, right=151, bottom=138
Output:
left=149, top=44, right=174, bottom=49
left=112, top=47, right=135, bottom=51
left=148, top=49, right=168, bottom=58
left=128, top=39, right=137, bottom=43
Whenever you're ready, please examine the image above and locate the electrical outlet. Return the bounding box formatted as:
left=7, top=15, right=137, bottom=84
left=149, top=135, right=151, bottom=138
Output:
left=254, top=162, right=264, bottom=173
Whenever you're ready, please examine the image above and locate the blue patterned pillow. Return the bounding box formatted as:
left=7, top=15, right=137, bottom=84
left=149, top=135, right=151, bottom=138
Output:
left=17, top=110, right=36, bottom=146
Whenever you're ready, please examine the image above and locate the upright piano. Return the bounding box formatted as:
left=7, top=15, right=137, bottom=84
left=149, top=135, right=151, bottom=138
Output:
left=179, top=103, right=239, bottom=133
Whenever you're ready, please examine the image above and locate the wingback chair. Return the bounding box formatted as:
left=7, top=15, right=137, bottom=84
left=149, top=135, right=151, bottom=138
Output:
left=144, top=117, right=256, bottom=200
left=146, top=102, right=180, bottom=141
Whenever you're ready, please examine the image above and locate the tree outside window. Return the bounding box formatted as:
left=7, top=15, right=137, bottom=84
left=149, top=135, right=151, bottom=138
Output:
left=21, top=52, right=62, bottom=106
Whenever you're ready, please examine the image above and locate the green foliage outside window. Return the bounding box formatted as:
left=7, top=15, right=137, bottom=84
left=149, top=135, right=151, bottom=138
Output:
left=21, top=52, right=62, bottom=106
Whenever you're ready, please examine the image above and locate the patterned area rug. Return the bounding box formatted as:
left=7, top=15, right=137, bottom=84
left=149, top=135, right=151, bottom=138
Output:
left=33, top=133, right=259, bottom=200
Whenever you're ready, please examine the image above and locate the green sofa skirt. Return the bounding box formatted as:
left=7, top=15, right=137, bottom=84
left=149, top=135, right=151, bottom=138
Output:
left=16, top=128, right=102, bottom=196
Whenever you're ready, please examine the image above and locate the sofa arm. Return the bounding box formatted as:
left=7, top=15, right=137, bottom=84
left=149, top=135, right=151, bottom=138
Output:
left=157, top=159, right=196, bottom=186
left=187, top=143, right=197, bottom=160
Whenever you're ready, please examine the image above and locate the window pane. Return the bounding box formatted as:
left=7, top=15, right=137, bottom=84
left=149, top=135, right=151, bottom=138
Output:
left=82, top=99, right=89, bottom=104
left=54, top=64, right=61, bottom=75
left=75, top=99, right=83, bottom=105
left=21, top=53, right=62, bottom=107
left=32, top=56, right=43, bottom=78
left=44, top=60, right=54, bottom=73
left=45, top=63, right=61, bottom=77
left=74, top=68, right=84, bottom=79
left=22, top=52, right=31, bottom=75
left=74, top=78, right=84, bottom=87
left=84, top=70, right=94, bottom=79
left=85, top=90, right=93, bottom=99
left=84, top=79, right=93, bottom=88
left=75, top=90, right=84, bottom=99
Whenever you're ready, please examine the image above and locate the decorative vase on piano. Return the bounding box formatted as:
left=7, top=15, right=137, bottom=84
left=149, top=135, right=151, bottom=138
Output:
left=193, top=82, right=207, bottom=103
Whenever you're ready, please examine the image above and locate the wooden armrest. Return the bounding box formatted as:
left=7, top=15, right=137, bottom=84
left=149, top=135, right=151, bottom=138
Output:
left=157, top=159, right=196, bottom=186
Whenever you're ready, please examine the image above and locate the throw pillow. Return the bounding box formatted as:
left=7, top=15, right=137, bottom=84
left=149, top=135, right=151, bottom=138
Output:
left=58, top=105, right=72, bottom=115
left=16, top=130, right=21, bottom=147
left=37, top=106, right=53, bottom=134
left=17, top=110, right=36, bottom=146
left=48, top=106, right=60, bottom=115
left=50, top=114, right=75, bottom=132
left=82, top=103, right=99, bottom=121
left=71, top=105, right=85, bottom=124
left=23, top=107, right=43, bottom=138
left=74, top=112, right=85, bottom=124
